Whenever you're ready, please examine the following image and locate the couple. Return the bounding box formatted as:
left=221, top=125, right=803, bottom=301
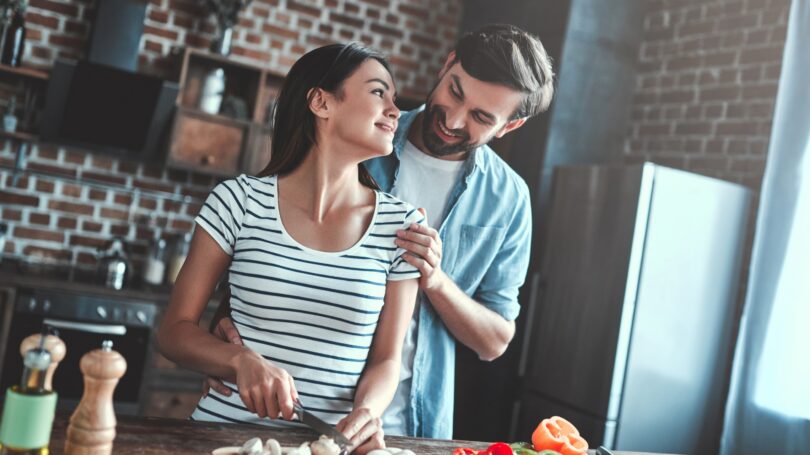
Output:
left=157, top=24, right=554, bottom=453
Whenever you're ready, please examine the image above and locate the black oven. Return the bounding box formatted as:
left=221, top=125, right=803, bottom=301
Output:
left=0, top=287, right=156, bottom=415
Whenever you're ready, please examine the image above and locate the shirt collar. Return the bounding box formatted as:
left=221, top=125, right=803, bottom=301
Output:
left=395, top=105, right=488, bottom=172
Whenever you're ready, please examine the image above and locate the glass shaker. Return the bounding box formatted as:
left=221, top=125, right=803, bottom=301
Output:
left=143, top=235, right=167, bottom=286
left=166, top=232, right=192, bottom=285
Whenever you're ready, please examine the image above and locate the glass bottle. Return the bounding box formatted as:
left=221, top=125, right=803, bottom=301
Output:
left=0, top=332, right=56, bottom=454
left=1, top=4, right=26, bottom=67
left=143, top=236, right=167, bottom=286
left=166, top=232, right=192, bottom=284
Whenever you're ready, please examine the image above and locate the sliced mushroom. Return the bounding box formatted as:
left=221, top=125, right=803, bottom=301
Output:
left=239, top=437, right=264, bottom=455
left=264, top=439, right=282, bottom=455
left=310, top=436, right=341, bottom=455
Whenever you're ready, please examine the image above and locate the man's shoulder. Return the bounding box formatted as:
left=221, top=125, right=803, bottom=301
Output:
left=475, top=145, right=531, bottom=204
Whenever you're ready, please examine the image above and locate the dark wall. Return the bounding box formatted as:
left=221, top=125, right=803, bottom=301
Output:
left=453, top=0, right=646, bottom=442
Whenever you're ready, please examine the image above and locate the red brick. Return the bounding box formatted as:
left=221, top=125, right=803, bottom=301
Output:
left=168, top=0, right=206, bottom=16
left=740, top=45, right=784, bottom=65
left=149, top=9, right=170, bottom=23
left=61, top=183, right=83, bottom=198
left=399, top=4, right=429, bottom=20
left=49, top=34, right=85, bottom=49
left=110, top=224, right=130, bottom=236
left=14, top=226, right=64, bottom=242
left=89, top=189, right=108, bottom=201
left=48, top=200, right=94, bottom=215
left=3, top=208, right=22, bottom=221
left=113, top=193, right=133, bottom=206
left=145, top=40, right=163, bottom=53
left=700, top=86, right=740, bottom=102
left=26, top=12, right=60, bottom=29
left=29, top=212, right=50, bottom=225
left=29, top=0, right=79, bottom=16
left=0, top=190, right=39, bottom=206
left=361, top=0, right=389, bottom=7
left=286, top=0, right=321, bottom=17
left=144, top=25, right=179, bottom=41
left=675, top=122, right=712, bottom=135
left=81, top=220, right=104, bottom=233
left=371, top=23, right=403, bottom=39
left=35, top=179, right=55, bottom=193
left=83, top=171, right=127, bottom=186
left=716, top=121, right=758, bottom=135
left=57, top=216, right=77, bottom=229
left=100, top=207, right=129, bottom=221
left=173, top=14, right=194, bottom=29
left=64, top=19, right=88, bottom=35
left=69, top=234, right=107, bottom=248
left=329, top=12, right=363, bottom=29
left=263, top=24, right=299, bottom=40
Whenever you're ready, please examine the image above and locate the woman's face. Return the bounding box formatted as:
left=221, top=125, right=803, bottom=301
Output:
left=325, top=59, right=400, bottom=161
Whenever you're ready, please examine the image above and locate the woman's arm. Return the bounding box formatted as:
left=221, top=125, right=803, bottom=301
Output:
left=157, top=228, right=297, bottom=420
left=336, top=278, right=419, bottom=452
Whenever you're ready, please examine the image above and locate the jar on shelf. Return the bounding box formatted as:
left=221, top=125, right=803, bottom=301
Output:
left=143, top=236, right=167, bottom=286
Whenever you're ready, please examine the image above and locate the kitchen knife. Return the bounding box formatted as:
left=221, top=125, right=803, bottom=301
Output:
left=293, top=399, right=351, bottom=452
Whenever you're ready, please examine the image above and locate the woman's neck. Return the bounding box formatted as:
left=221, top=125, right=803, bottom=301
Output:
left=279, top=143, right=368, bottom=224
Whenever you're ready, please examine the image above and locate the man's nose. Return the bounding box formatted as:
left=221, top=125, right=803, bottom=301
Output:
left=444, top=109, right=465, bottom=130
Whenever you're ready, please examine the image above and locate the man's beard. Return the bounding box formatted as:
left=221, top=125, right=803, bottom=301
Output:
left=420, top=103, right=483, bottom=157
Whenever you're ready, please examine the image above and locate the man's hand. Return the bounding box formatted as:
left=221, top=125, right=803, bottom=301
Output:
left=396, top=208, right=445, bottom=291
left=202, top=317, right=243, bottom=398
left=336, top=407, right=385, bottom=454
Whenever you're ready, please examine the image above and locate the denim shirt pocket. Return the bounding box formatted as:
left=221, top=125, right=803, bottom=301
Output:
left=445, top=224, right=505, bottom=292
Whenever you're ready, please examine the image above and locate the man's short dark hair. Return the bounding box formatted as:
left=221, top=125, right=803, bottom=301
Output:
left=452, top=24, right=554, bottom=118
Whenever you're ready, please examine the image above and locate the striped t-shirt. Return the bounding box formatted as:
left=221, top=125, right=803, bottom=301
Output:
left=190, top=174, right=424, bottom=427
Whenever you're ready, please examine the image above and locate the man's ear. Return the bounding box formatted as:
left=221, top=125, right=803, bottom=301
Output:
left=495, top=117, right=527, bottom=138
left=307, top=87, right=331, bottom=119
left=438, top=51, right=456, bottom=78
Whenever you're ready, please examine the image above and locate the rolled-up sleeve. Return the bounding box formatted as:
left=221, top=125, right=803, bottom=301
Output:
left=472, top=189, right=532, bottom=321
left=194, top=176, right=248, bottom=256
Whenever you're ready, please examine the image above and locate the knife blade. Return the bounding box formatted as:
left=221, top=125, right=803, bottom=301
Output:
left=293, top=399, right=351, bottom=451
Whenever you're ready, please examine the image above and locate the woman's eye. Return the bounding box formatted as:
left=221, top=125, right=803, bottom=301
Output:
left=372, top=88, right=385, bottom=98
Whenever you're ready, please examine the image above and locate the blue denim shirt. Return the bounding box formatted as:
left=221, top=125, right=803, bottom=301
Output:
left=364, top=106, right=531, bottom=438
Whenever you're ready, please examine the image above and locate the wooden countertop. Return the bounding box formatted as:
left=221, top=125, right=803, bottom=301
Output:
left=45, top=413, right=679, bottom=455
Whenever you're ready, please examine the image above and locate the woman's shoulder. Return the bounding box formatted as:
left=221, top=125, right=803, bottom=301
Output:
left=376, top=191, right=426, bottom=226
left=210, top=174, right=275, bottom=197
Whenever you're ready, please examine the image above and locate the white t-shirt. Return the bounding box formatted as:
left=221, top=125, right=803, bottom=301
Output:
left=191, top=174, right=424, bottom=427
left=382, top=141, right=466, bottom=435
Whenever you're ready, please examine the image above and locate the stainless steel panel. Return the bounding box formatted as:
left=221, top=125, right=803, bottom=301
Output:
left=615, top=166, right=750, bottom=454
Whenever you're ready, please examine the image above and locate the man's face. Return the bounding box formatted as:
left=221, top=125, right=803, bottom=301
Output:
left=420, top=55, right=526, bottom=158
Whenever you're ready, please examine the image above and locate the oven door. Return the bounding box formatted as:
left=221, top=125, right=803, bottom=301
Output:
left=0, top=289, right=156, bottom=415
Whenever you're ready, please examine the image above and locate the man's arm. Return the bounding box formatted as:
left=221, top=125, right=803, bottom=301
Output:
left=396, top=194, right=531, bottom=361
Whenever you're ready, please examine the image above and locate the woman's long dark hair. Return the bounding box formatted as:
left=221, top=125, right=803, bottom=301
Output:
left=257, top=43, right=392, bottom=190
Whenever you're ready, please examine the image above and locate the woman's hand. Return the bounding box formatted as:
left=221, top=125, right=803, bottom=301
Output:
left=336, top=407, right=385, bottom=454
left=234, top=349, right=298, bottom=420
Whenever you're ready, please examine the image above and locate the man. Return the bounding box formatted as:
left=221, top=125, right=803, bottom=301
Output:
left=208, top=24, right=554, bottom=439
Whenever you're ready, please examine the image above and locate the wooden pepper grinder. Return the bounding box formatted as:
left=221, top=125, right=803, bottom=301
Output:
left=65, top=340, right=127, bottom=455
left=20, top=332, right=66, bottom=391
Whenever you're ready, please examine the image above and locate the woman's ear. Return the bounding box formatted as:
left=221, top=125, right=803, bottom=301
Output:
left=307, top=87, right=331, bottom=119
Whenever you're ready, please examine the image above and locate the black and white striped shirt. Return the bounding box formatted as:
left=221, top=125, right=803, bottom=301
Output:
left=190, top=174, right=423, bottom=426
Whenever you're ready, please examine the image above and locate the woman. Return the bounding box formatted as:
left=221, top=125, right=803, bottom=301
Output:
left=157, top=43, right=422, bottom=453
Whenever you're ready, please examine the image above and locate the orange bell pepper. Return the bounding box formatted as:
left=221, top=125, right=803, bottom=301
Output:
left=531, top=416, right=588, bottom=455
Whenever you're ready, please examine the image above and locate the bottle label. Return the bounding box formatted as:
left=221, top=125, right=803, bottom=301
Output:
left=0, top=388, right=57, bottom=449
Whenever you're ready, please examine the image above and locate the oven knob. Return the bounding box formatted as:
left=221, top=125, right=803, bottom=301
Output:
left=135, top=310, right=147, bottom=324
left=28, top=297, right=37, bottom=311
left=96, top=306, right=108, bottom=319
left=112, top=307, right=123, bottom=321
left=42, top=299, right=51, bottom=312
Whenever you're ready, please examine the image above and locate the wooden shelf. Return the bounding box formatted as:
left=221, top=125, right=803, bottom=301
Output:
left=177, top=105, right=253, bottom=128
left=0, top=129, right=38, bottom=142
left=0, top=64, right=49, bottom=81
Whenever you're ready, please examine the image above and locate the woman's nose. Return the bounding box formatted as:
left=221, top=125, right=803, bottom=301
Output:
left=387, top=103, right=401, bottom=119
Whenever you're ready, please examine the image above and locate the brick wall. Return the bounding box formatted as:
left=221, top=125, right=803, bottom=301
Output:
left=625, top=0, right=790, bottom=192
left=0, top=0, right=462, bottom=271
left=24, top=0, right=461, bottom=96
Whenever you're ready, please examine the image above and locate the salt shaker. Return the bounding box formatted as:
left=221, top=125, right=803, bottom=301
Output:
left=65, top=340, right=127, bottom=455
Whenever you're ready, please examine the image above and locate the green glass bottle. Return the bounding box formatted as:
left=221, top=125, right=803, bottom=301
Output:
left=0, top=333, right=57, bottom=455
